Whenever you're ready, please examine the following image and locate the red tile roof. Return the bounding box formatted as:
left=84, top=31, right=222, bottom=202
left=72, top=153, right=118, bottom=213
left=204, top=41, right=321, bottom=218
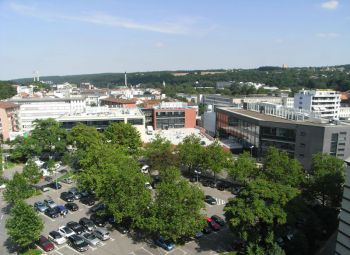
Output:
left=0, top=101, right=18, bottom=109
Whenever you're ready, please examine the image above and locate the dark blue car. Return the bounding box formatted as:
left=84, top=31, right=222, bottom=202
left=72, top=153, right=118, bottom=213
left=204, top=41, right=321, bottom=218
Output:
left=55, top=205, right=68, bottom=216
left=155, top=236, right=175, bottom=251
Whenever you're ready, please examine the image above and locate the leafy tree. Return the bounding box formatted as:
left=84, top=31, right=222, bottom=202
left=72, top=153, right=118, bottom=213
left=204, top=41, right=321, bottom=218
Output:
left=68, top=123, right=104, bottom=152
left=146, top=167, right=206, bottom=241
left=22, top=160, right=41, bottom=184
left=263, top=147, right=304, bottom=188
left=143, top=135, right=178, bottom=172
left=47, top=159, right=56, bottom=176
left=6, top=200, right=43, bottom=250
left=224, top=179, right=299, bottom=253
left=10, top=136, right=42, bottom=162
left=4, top=173, right=35, bottom=203
left=30, top=119, right=67, bottom=156
left=229, top=151, right=259, bottom=185
left=76, top=143, right=152, bottom=227
left=177, top=134, right=205, bottom=173
left=307, top=153, right=345, bottom=207
left=203, top=140, right=232, bottom=181
left=104, top=122, right=142, bottom=154
left=0, top=81, right=17, bottom=99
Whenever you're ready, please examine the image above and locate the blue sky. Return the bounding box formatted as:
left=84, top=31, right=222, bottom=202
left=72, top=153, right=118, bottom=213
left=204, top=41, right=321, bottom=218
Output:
left=0, top=0, right=349, bottom=79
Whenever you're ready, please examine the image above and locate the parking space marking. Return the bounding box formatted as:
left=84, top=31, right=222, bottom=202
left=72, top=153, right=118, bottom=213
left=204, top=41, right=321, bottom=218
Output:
left=141, top=247, right=154, bottom=255
left=65, top=244, right=83, bottom=254
left=89, top=245, right=97, bottom=251
left=215, top=198, right=226, bottom=206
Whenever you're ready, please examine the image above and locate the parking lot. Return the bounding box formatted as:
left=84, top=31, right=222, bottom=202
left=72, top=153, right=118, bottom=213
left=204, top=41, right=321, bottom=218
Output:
left=26, top=178, right=235, bottom=255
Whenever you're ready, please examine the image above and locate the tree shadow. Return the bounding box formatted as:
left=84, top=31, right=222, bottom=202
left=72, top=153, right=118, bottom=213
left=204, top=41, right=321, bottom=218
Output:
left=3, top=237, right=18, bottom=254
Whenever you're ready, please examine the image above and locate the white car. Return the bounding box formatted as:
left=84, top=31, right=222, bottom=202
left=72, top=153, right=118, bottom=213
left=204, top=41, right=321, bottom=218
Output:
left=48, top=230, right=66, bottom=245
left=141, top=165, right=149, bottom=174
left=58, top=226, right=75, bottom=238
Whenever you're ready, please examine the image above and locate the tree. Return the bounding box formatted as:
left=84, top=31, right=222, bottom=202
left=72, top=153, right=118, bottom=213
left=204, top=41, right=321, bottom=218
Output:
left=4, top=173, right=35, bottom=203
left=6, top=200, right=43, bottom=250
left=224, top=179, right=299, bottom=253
left=68, top=123, right=104, bottom=152
left=177, top=134, right=205, bottom=173
left=146, top=167, right=206, bottom=241
left=104, top=122, right=142, bottom=154
left=263, top=147, right=304, bottom=188
left=22, top=160, right=41, bottom=184
left=307, top=153, right=345, bottom=207
left=0, top=81, right=17, bottom=100
left=30, top=119, right=67, bottom=156
left=143, top=135, right=178, bottom=172
left=76, top=143, right=152, bottom=227
left=229, top=152, right=259, bottom=185
left=203, top=140, right=232, bottom=181
left=10, top=136, right=42, bottom=162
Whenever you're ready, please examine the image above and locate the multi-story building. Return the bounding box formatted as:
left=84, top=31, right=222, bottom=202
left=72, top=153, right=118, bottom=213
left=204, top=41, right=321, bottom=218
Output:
left=216, top=105, right=350, bottom=169
left=0, top=102, right=19, bottom=140
left=335, top=160, right=350, bottom=255
left=57, top=107, right=145, bottom=134
left=339, top=107, right=350, bottom=120
left=8, top=97, right=86, bottom=132
left=141, top=102, right=197, bottom=130
left=294, top=89, right=341, bottom=119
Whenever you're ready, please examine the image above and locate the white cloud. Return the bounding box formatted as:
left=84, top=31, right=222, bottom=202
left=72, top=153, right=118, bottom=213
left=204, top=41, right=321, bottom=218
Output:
left=154, top=42, right=165, bottom=48
left=316, top=32, right=340, bottom=37
left=321, top=0, right=339, bottom=10
left=8, top=2, right=202, bottom=35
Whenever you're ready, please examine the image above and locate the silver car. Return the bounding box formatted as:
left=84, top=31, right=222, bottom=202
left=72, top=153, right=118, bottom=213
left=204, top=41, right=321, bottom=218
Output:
left=80, top=232, right=101, bottom=246
left=34, top=201, right=48, bottom=212
left=93, top=227, right=110, bottom=241
left=44, top=199, right=57, bottom=209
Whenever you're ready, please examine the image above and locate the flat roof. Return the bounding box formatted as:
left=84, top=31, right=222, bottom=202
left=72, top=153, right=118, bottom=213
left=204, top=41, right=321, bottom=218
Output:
left=9, top=96, right=86, bottom=102
left=217, top=107, right=348, bottom=127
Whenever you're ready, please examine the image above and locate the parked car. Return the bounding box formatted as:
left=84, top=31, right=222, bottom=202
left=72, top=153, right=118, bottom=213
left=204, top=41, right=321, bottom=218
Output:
left=93, top=227, right=110, bottom=241
left=67, top=234, right=89, bottom=252
left=204, top=195, right=217, bottom=205
left=37, top=235, right=54, bottom=252
left=80, top=232, right=101, bottom=246
left=62, top=178, right=73, bottom=184
left=55, top=205, right=68, bottom=216
left=216, top=181, right=231, bottom=191
left=34, top=201, right=48, bottom=212
left=195, top=231, right=204, bottom=238
left=68, top=187, right=82, bottom=200
left=207, top=217, right=221, bottom=231
left=49, top=182, right=62, bottom=190
left=113, top=219, right=131, bottom=234
left=202, top=226, right=212, bottom=234
left=44, top=208, right=59, bottom=218
left=44, top=199, right=57, bottom=209
left=41, top=185, right=50, bottom=192
left=48, top=231, right=66, bottom=245
left=65, top=202, right=79, bottom=211
left=202, top=180, right=215, bottom=188
left=58, top=226, right=75, bottom=238
left=154, top=236, right=175, bottom=251
left=79, top=217, right=96, bottom=232
left=90, top=214, right=107, bottom=227
left=89, top=203, right=106, bottom=214
left=66, top=221, right=84, bottom=235
left=80, top=195, right=95, bottom=206
left=211, top=215, right=225, bottom=226
left=60, top=192, right=74, bottom=202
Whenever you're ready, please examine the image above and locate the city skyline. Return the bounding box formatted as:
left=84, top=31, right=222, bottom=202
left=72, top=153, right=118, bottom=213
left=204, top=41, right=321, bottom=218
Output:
left=1, top=0, right=349, bottom=80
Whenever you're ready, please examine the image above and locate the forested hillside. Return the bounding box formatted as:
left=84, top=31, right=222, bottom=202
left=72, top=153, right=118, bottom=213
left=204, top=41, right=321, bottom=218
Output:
left=0, top=81, right=16, bottom=100
left=11, top=65, right=350, bottom=96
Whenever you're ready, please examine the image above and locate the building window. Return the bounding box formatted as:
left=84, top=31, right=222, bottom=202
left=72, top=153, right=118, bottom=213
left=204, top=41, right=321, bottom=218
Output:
left=338, top=154, right=344, bottom=157
left=330, top=133, right=338, bottom=156
left=299, top=154, right=304, bottom=158
left=300, top=131, right=306, bottom=136
left=300, top=143, right=305, bottom=148
left=340, top=132, right=347, bottom=135
left=339, top=143, right=346, bottom=146
left=338, top=148, right=345, bottom=151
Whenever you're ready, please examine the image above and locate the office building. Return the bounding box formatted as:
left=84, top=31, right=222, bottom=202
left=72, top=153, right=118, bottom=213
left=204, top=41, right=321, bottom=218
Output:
left=335, top=160, right=350, bottom=255
left=216, top=105, right=350, bottom=169
left=8, top=97, right=86, bottom=132
left=57, top=107, right=145, bottom=133
left=0, top=102, right=19, bottom=140
left=294, top=89, right=341, bottom=119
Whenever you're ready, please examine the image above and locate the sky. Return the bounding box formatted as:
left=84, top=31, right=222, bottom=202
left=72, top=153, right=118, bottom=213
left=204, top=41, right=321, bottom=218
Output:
left=0, top=0, right=349, bottom=80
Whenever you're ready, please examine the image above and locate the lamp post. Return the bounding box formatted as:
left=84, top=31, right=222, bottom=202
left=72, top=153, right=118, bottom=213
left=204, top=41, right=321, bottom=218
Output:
left=249, top=145, right=254, bottom=157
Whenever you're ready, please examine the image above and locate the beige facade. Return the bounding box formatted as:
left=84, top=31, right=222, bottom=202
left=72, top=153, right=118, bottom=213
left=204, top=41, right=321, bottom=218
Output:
left=0, top=102, right=19, bottom=140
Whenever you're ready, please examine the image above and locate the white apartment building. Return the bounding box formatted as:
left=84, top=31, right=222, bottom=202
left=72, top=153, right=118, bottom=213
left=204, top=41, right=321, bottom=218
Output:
left=8, top=97, right=86, bottom=132
left=294, top=89, right=340, bottom=119
left=339, top=107, right=350, bottom=120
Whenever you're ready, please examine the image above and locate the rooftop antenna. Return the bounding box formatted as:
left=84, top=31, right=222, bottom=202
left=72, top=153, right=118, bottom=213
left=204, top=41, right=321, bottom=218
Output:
left=124, top=72, right=128, bottom=88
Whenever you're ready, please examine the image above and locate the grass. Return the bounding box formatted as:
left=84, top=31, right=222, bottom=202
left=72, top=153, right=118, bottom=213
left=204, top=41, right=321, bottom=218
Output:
left=4, top=161, right=18, bottom=169
left=19, top=249, right=42, bottom=255
left=56, top=172, right=74, bottom=182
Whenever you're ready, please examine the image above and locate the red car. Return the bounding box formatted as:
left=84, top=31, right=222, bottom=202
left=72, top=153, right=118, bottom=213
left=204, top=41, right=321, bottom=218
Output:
left=206, top=217, right=221, bottom=231
left=37, top=235, right=54, bottom=252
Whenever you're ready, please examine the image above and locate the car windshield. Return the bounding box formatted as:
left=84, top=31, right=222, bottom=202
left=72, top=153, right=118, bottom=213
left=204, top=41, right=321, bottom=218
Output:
left=42, top=240, right=51, bottom=246
left=63, top=227, right=72, bottom=233
left=52, top=232, right=61, bottom=238
left=85, top=233, right=95, bottom=239
left=75, top=238, right=85, bottom=245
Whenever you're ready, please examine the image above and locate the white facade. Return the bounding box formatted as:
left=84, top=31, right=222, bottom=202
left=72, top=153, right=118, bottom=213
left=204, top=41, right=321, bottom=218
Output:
left=9, top=97, right=86, bottom=132
left=294, top=89, right=340, bottom=119
left=339, top=107, right=350, bottom=120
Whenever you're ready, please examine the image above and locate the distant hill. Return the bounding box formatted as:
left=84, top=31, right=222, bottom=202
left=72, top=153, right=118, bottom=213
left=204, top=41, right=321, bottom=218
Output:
left=9, top=65, right=350, bottom=93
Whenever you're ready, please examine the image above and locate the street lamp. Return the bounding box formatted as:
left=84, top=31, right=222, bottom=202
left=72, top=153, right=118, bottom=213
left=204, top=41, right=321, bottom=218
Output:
left=249, top=145, right=254, bottom=157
